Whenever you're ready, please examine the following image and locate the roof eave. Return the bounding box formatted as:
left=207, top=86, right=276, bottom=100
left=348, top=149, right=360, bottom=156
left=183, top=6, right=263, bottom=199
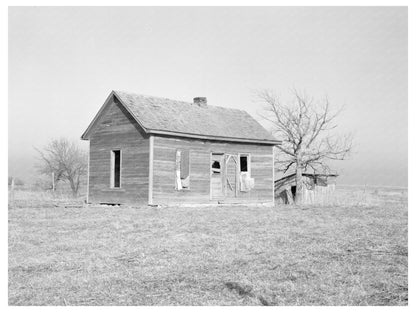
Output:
left=147, top=129, right=281, bottom=145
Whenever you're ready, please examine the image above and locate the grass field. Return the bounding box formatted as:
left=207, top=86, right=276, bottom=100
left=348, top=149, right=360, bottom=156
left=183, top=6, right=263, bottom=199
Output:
left=8, top=186, right=407, bottom=305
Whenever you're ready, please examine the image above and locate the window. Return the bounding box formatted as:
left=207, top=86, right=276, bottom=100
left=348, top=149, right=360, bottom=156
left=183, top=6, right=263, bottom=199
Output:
left=212, top=160, right=221, bottom=174
left=239, top=154, right=250, bottom=174
left=240, top=156, right=248, bottom=172
left=239, top=154, right=253, bottom=192
left=110, top=150, right=121, bottom=188
left=175, top=149, right=190, bottom=190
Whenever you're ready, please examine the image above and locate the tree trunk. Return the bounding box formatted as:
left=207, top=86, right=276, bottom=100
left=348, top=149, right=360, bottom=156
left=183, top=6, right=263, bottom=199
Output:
left=68, top=177, right=78, bottom=197
left=295, top=163, right=303, bottom=204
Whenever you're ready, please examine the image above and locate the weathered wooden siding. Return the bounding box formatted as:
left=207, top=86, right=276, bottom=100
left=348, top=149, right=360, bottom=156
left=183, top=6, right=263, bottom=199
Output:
left=152, top=136, right=274, bottom=205
left=88, top=97, right=149, bottom=204
left=274, top=175, right=337, bottom=205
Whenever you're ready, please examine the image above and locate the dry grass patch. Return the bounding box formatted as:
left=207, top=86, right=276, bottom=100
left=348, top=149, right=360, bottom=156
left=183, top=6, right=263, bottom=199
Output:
left=9, top=189, right=84, bottom=209
left=8, top=186, right=407, bottom=305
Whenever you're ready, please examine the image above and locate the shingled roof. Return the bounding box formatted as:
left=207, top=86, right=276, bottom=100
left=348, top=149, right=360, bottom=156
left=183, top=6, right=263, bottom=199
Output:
left=81, top=90, right=280, bottom=145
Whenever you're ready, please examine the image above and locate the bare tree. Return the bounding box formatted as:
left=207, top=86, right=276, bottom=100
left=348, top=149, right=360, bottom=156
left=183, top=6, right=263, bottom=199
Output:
left=35, top=138, right=87, bottom=196
left=256, top=89, right=353, bottom=203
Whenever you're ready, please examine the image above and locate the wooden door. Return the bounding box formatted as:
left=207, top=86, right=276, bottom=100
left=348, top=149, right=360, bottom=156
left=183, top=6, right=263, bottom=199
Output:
left=210, top=153, right=224, bottom=199
left=225, top=154, right=237, bottom=198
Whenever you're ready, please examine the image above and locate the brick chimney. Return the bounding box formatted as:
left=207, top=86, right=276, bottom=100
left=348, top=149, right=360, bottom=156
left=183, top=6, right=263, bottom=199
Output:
left=193, top=97, right=207, bottom=107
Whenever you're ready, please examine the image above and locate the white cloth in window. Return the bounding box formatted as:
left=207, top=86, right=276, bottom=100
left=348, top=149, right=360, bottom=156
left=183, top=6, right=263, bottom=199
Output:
left=181, top=175, right=190, bottom=188
left=240, top=172, right=255, bottom=192
left=175, top=169, right=182, bottom=190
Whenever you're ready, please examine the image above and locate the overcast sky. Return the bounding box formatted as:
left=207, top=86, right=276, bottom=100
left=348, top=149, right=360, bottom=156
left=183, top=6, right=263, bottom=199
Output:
left=8, top=6, right=407, bottom=187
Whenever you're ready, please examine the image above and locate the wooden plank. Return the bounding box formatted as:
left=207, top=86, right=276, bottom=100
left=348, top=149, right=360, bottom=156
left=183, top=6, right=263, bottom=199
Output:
left=272, top=146, right=275, bottom=206
left=209, top=152, right=212, bottom=200
left=88, top=98, right=149, bottom=205
left=151, top=136, right=274, bottom=205
left=86, top=141, right=90, bottom=204
left=148, top=135, right=154, bottom=205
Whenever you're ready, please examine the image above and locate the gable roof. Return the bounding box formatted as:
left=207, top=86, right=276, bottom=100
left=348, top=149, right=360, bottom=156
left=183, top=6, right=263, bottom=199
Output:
left=81, top=90, right=280, bottom=145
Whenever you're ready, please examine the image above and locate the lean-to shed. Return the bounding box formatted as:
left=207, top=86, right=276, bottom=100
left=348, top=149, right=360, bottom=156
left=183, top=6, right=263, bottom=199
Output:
left=274, top=172, right=338, bottom=205
left=81, top=91, right=280, bottom=206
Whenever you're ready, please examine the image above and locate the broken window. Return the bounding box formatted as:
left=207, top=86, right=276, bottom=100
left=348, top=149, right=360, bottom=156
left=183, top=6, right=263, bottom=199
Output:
left=175, top=149, right=190, bottom=190
left=239, top=154, right=254, bottom=192
left=212, top=160, right=221, bottom=174
left=110, top=150, right=121, bottom=188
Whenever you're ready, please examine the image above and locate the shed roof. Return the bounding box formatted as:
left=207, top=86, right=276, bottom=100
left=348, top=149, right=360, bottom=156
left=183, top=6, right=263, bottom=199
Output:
left=274, top=172, right=339, bottom=184
left=81, top=90, right=280, bottom=145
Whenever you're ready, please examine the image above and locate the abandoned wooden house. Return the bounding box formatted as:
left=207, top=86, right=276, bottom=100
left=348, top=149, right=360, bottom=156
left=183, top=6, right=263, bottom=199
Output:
left=274, top=172, right=338, bottom=205
left=81, top=90, right=280, bottom=206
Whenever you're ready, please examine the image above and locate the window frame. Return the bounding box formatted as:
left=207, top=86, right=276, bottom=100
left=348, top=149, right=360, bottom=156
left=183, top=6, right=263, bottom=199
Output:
left=110, top=149, right=122, bottom=189
left=175, top=149, right=191, bottom=191
left=238, top=153, right=251, bottom=176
